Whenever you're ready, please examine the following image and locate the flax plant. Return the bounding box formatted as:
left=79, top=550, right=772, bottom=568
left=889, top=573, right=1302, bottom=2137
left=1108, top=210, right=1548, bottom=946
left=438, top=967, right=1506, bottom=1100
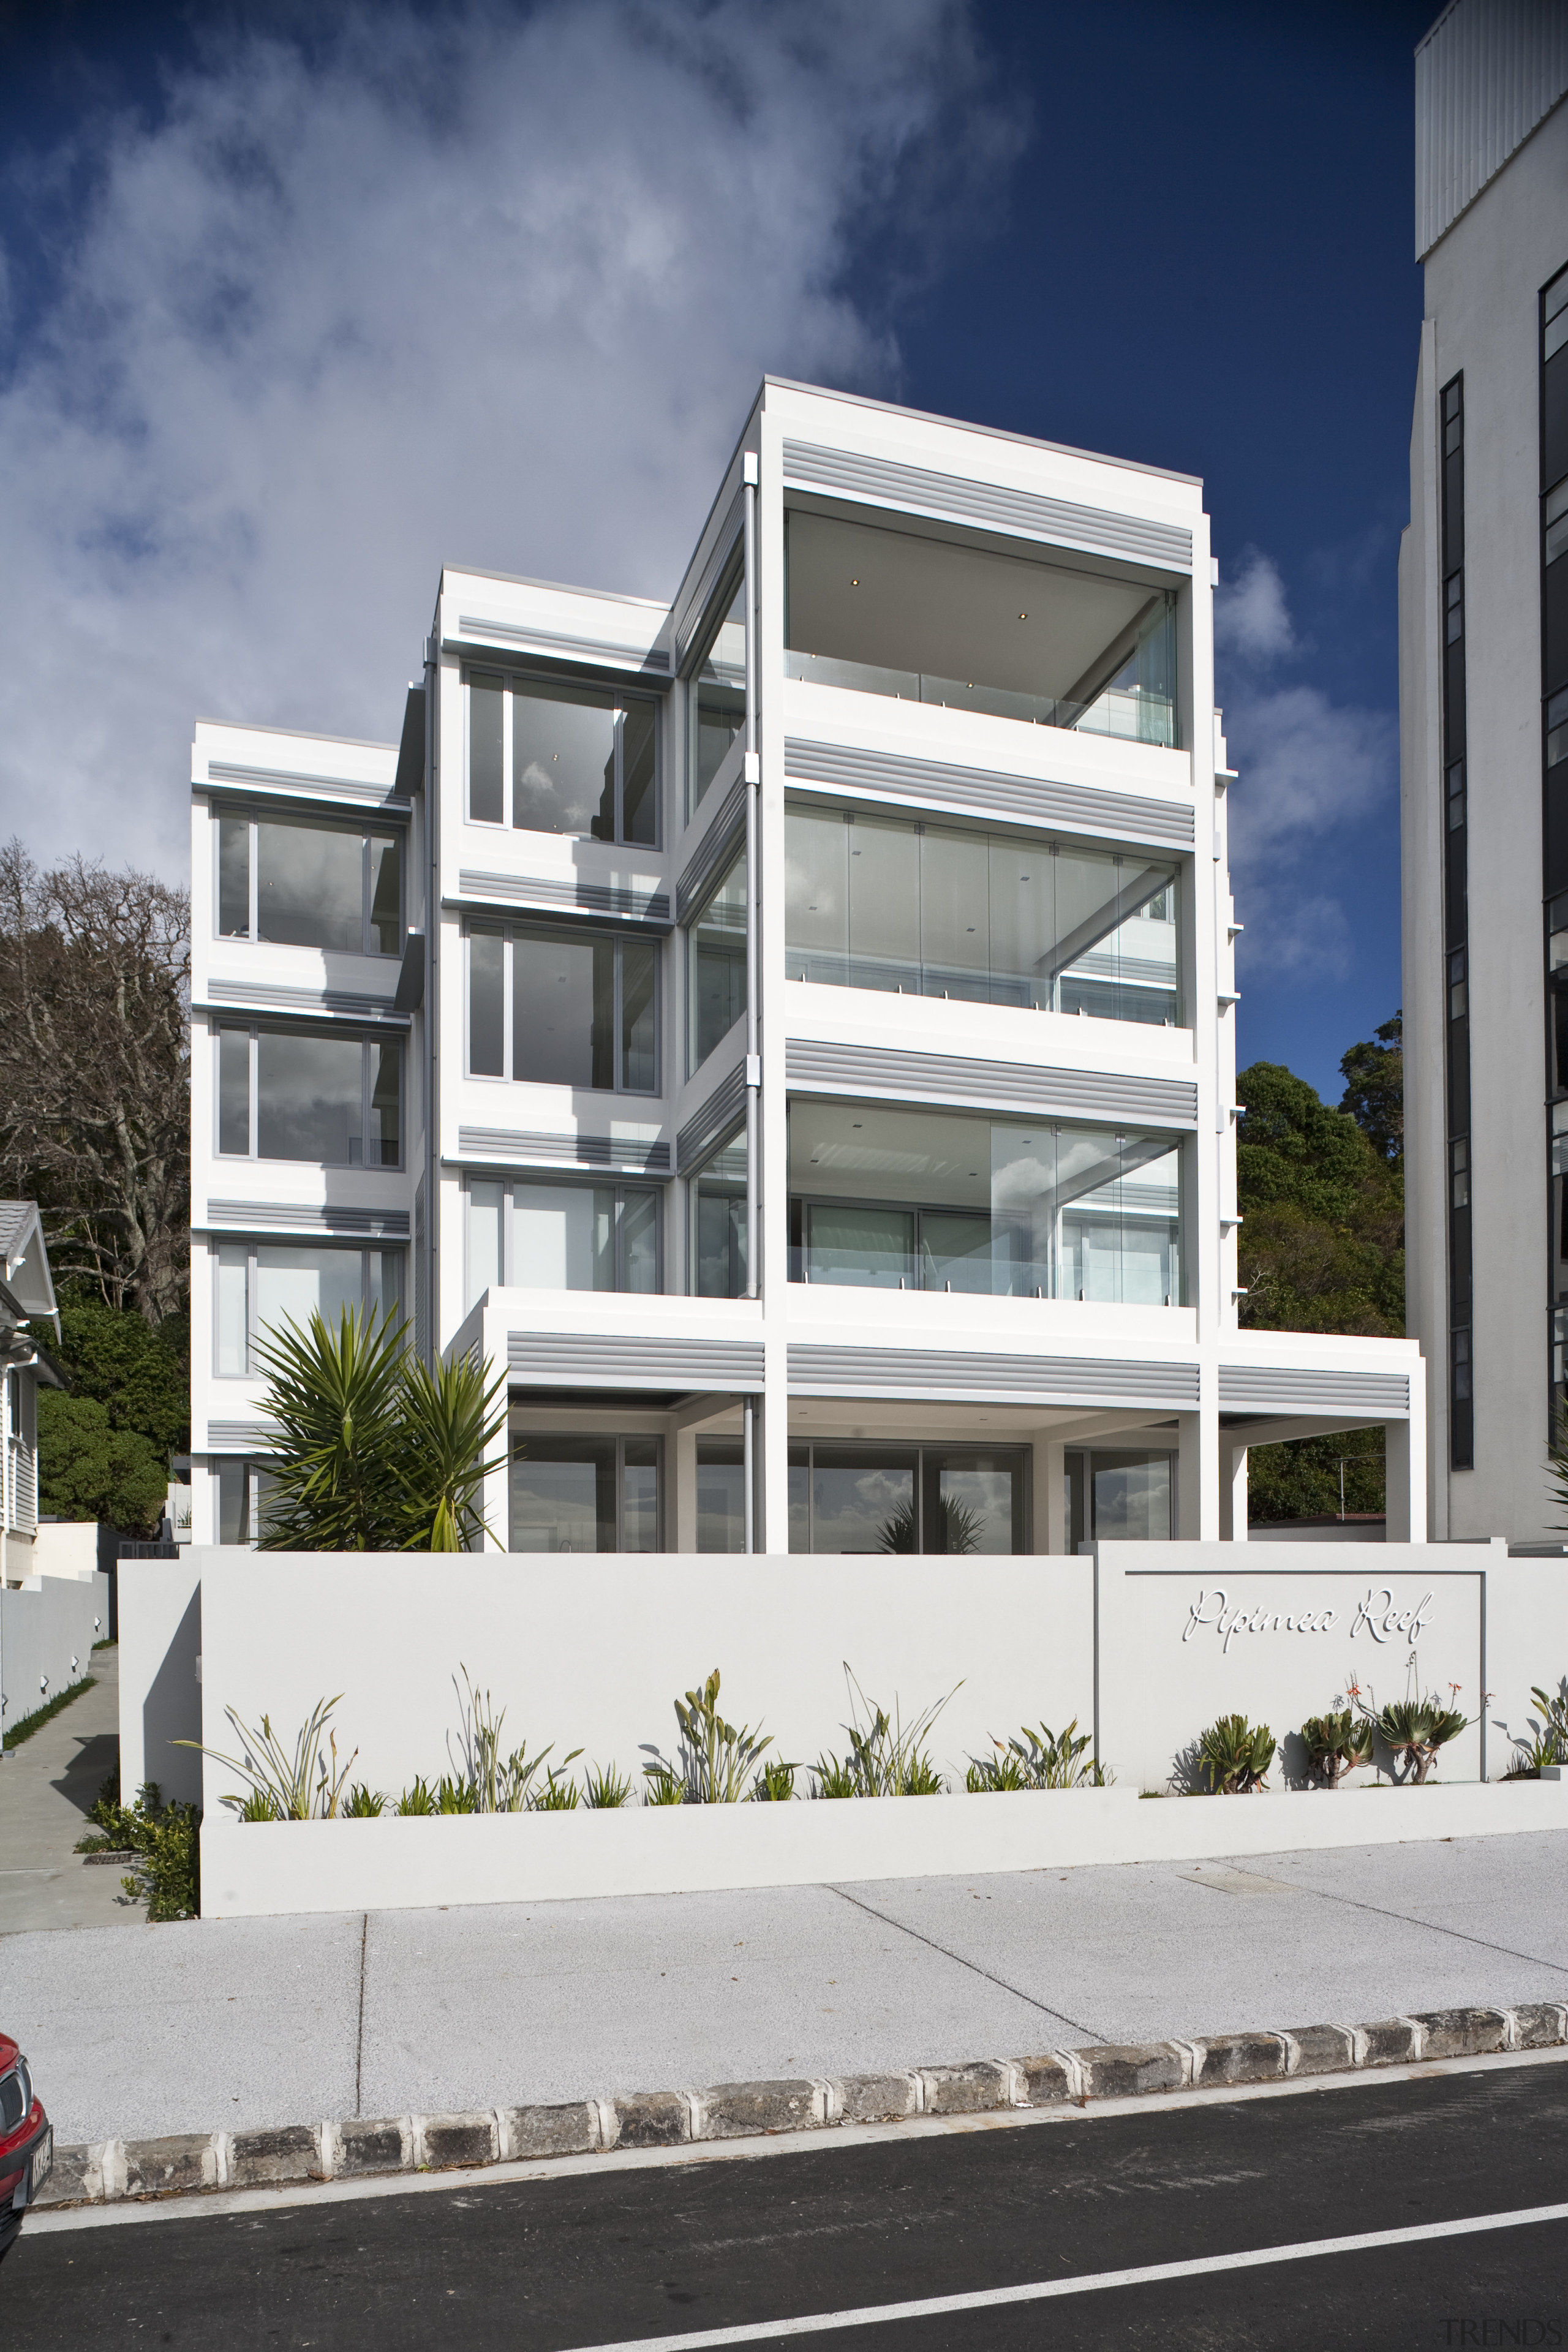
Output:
left=176, top=1695, right=358, bottom=1819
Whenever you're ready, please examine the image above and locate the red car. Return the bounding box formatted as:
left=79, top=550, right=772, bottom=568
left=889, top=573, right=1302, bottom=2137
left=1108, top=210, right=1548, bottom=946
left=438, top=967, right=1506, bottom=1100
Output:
left=0, top=2036, right=51, bottom=2259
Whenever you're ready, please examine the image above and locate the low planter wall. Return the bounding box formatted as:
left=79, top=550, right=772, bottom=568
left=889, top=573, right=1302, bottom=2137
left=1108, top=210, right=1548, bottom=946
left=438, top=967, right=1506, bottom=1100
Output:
left=200, top=1779, right=1568, bottom=1921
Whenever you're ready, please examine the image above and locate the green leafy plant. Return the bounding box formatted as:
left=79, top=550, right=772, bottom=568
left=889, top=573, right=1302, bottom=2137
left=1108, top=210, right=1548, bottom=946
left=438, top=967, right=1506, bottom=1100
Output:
left=342, top=1784, right=385, bottom=1817
left=176, top=1695, right=358, bottom=1819
left=447, top=1667, right=578, bottom=1812
left=1301, top=1708, right=1375, bottom=1789
left=1197, top=1713, right=1276, bottom=1794
left=643, top=1764, right=685, bottom=1806
left=532, top=1764, right=579, bottom=1811
left=437, top=1775, right=478, bottom=1814
left=810, top=1665, right=957, bottom=1798
left=582, top=1762, right=635, bottom=1810
left=236, top=1790, right=281, bottom=1822
left=78, top=1778, right=200, bottom=1921
left=643, top=1668, right=771, bottom=1804
left=396, top=1777, right=437, bottom=1815
left=752, top=1759, right=798, bottom=1803
left=967, top=1718, right=1108, bottom=1792
left=1514, top=1678, right=1568, bottom=1773
left=252, top=1306, right=507, bottom=1552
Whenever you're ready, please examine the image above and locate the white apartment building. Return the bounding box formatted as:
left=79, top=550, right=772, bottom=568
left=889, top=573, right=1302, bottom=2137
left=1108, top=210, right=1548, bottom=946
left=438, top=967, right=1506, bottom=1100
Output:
left=189, top=379, right=1423, bottom=1555
left=1401, top=1, right=1568, bottom=1541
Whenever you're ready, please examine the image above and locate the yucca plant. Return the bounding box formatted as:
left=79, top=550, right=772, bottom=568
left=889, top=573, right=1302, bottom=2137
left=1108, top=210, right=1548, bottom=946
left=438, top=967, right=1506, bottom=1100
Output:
left=1197, top=1712, right=1275, bottom=1794
left=874, top=1494, right=983, bottom=1555
left=176, top=1695, right=358, bottom=1819
left=644, top=1668, right=772, bottom=1804
left=252, top=1306, right=506, bottom=1551
left=1301, top=1708, right=1374, bottom=1789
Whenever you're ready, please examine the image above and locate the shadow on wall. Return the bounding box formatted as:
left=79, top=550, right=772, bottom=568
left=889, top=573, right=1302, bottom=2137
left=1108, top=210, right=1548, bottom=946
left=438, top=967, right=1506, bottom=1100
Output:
left=143, top=1585, right=201, bottom=1807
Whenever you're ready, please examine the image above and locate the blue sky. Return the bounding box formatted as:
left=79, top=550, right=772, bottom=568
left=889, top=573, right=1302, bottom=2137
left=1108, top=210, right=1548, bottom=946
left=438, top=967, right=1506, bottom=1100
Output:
left=0, top=0, right=1433, bottom=1102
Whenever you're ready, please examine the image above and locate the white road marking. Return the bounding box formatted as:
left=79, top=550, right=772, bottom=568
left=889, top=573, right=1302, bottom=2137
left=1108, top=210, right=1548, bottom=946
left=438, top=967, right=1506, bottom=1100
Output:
left=569, top=2200, right=1568, bottom=2350
left=24, top=2040, right=1568, bottom=2236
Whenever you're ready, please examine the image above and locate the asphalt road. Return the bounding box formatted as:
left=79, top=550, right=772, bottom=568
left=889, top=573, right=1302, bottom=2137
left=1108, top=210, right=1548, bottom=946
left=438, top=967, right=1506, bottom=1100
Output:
left=7, top=2063, right=1568, bottom=2349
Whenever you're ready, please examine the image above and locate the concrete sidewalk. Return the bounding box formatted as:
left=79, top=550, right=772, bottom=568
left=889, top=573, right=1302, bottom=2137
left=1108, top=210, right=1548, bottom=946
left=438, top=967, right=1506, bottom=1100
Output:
left=4, top=1826, right=1566, bottom=2146
left=0, top=1648, right=141, bottom=1935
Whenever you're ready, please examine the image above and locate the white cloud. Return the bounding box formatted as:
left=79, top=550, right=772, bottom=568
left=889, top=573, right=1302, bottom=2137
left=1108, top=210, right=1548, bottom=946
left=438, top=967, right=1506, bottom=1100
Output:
left=1214, top=546, right=1295, bottom=663
left=1224, top=682, right=1396, bottom=986
left=0, top=0, right=1020, bottom=873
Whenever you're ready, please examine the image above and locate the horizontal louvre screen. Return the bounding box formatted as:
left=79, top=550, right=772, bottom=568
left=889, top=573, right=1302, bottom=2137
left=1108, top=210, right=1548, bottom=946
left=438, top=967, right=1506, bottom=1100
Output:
left=456, top=871, right=669, bottom=924
left=787, top=1344, right=1198, bottom=1406
left=783, top=739, right=1194, bottom=848
left=202, top=1200, right=410, bottom=1237
left=507, top=1333, right=763, bottom=1390
left=458, top=1128, right=670, bottom=1172
left=785, top=1038, right=1197, bottom=1126
left=1218, top=1365, right=1411, bottom=1415
left=677, top=1061, right=748, bottom=1172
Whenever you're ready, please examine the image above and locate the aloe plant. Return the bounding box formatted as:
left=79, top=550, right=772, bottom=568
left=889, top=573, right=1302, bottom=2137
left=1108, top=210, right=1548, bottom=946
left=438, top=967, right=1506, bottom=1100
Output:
left=1371, top=1695, right=1468, bottom=1784
left=1301, top=1708, right=1374, bottom=1789
left=1197, top=1712, right=1275, bottom=1794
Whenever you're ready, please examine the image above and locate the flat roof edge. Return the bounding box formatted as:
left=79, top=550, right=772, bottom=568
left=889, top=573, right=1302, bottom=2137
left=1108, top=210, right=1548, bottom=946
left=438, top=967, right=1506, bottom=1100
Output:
left=761, top=376, right=1204, bottom=491
left=193, top=718, right=398, bottom=752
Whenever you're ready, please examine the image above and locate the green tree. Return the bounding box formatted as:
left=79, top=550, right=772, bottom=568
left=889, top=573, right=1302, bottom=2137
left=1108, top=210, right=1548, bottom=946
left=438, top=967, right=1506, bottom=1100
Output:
left=1236, top=1027, right=1405, bottom=1526
left=36, top=1393, right=168, bottom=1534
left=31, top=1292, right=189, bottom=1458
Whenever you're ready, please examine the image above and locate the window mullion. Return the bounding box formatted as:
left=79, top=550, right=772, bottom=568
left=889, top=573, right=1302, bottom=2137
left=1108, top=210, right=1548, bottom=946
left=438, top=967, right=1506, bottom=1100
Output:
left=361, top=835, right=371, bottom=957
left=249, top=1029, right=259, bottom=1157
left=612, top=941, right=624, bottom=1093
left=502, top=680, right=513, bottom=827
left=503, top=930, right=514, bottom=1079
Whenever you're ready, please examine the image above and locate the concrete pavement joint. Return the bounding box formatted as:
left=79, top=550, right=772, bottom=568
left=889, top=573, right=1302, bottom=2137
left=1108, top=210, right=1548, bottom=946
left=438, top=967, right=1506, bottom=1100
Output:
left=27, top=2039, right=1568, bottom=2238
left=825, top=1883, right=1102, bottom=2043
left=33, top=2000, right=1566, bottom=2220
left=1229, top=1860, right=1568, bottom=1980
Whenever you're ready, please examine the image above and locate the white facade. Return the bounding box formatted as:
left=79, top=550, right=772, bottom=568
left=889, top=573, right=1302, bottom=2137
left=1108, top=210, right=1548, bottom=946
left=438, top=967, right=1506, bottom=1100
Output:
left=1401, top=1, right=1568, bottom=1540
left=1, top=1202, right=59, bottom=1585
left=189, top=379, right=1423, bottom=1555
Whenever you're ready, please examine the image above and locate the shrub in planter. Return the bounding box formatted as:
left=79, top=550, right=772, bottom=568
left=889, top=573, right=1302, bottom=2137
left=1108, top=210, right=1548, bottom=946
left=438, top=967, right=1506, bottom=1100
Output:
left=642, top=1668, right=772, bottom=1804
left=752, top=1760, right=798, bottom=1803
left=1369, top=1695, right=1468, bottom=1784
left=1300, top=1709, right=1374, bottom=1789
left=968, top=1717, right=1109, bottom=1792
left=1197, top=1713, right=1275, bottom=1794
left=1505, top=1678, right=1568, bottom=1777
left=583, top=1763, right=635, bottom=1810
left=177, top=1695, right=358, bottom=1820
left=810, top=1667, right=955, bottom=1798
left=77, top=1777, right=200, bottom=1921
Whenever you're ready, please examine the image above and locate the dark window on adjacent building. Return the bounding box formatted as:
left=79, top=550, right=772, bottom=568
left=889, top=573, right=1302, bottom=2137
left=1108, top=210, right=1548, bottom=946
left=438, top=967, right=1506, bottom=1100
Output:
left=1544, top=266, right=1568, bottom=1438
left=1441, top=372, right=1472, bottom=1469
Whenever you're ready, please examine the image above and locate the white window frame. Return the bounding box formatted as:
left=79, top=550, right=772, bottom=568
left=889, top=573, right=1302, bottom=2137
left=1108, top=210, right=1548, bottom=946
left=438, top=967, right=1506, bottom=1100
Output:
left=463, top=668, right=661, bottom=847
left=464, top=1172, right=663, bottom=1303
left=462, top=923, right=660, bottom=1097
left=213, top=807, right=403, bottom=956
left=213, top=1240, right=404, bottom=1377
left=213, top=1023, right=402, bottom=1168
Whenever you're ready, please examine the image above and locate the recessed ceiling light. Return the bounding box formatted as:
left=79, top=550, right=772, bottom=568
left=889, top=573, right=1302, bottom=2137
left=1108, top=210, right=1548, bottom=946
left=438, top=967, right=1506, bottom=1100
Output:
left=851, top=577, right=859, bottom=586
left=1018, top=611, right=1028, bottom=620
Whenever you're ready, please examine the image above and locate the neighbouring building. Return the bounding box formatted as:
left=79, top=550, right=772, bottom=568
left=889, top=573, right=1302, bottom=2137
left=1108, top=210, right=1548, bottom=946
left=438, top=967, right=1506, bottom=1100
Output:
left=1401, top=0, right=1568, bottom=1542
left=188, top=379, right=1423, bottom=1554
left=1, top=1203, right=60, bottom=1585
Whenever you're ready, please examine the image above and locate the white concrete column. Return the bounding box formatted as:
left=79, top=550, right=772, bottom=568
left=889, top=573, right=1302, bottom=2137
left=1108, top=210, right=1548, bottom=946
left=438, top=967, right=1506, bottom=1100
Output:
left=1175, top=1408, right=1220, bottom=1539
left=1037, top=1439, right=1068, bottom=1556
left=1385, top=1417, right=1426, bottom=1543
left=1219, top=1444, right=1248, bottom=1542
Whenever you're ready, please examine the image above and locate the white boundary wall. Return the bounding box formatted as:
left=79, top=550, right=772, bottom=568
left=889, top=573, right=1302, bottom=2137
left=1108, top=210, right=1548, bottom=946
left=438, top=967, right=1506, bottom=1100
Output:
left=115, top=1543, right=1568, bottom=1918
left=0, top=1572, right=110, bottom=1744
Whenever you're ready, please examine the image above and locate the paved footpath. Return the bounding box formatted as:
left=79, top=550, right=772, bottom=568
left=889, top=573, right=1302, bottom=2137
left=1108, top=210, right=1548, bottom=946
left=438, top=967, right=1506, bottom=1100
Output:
left=0, top=1649, right=141, bottom=1936
left=2, top=1823, right=1566, bottom=2148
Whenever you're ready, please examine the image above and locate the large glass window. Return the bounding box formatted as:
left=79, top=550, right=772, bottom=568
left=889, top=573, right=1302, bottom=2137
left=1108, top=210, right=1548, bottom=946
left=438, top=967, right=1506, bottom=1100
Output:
left=688, top=848, right=748, bottom=1072
left=467, top=925, right=658, bottom=1094
left=216, top=813, right=401, bottom=955
left=687, top=571, right=745, bottom=814
left=464, top=1177, right=660, bottom=1306
left=784, top=511, right=1178, bottom=748
left=696, top=1439, right=746, bottom=1551
left=466, top=671, right=658, bottom=844
left=1065, top=1448, right=1174, bottom=1544
left=216, top=1027, right=400, bottom=1166
left=786, top=804, right=1178, bottom=1025
left=787, top=1442, right=1027, bottom=1554
left=509, top=1434, right=661, bottom=1552
left=214, top=1242, right=401, bottom=1374
left=788, top=1099, right=1182, bottom=1303
left=691, top=1128, right=747, bottom=1298
left=216, top=1457, right=275, bottom=1546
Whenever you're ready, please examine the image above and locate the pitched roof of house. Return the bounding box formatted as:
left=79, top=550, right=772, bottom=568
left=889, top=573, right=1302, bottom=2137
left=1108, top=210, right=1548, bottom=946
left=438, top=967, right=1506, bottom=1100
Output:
left=0, top=1203, right=58, bottom=1324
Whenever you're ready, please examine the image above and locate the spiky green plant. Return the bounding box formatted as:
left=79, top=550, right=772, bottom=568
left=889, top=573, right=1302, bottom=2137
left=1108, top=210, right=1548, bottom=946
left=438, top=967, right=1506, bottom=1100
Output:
left=968, top=1719, right=1107, bottom=1790
left=752, top=1759, right=798, bottom=1803
left=1301, top=1709, right=1375, bottom=1789
left=251, top=1306, right=506, bottom=1552
left=532, top=1764, right=579, bottom=1811
left=643, top=1764, right=685, bottom=1805
left=810, top=1665, right=956, bottom=1798
left=396, top=1777, right=437, bottom=1815
left=582, top=1762, right=635, bottom=1810
left=252, top=1309, right=407, bottom=1550
left=175, top=1695, right=357, bottom=1819
left=644, top=1668, right=771, bottom=1804
left=436, top=1775, right=478, bottom=1814
left=447, top=1667, right=577, bottom=1812
left=1521, top=1678, right=1568, bottom=1770
left=875, top=1494, right=983, bottom=1556
left=1197, top=1713, right=1275, bottom=1795
left=342, top=1783, right=385, bottom=1817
